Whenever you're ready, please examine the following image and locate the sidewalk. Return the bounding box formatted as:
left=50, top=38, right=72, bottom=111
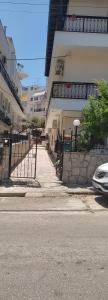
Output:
left=0, top=146, right=94, bottom=197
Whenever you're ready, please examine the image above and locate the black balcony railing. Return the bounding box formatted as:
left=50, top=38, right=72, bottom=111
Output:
left=34, top=108, right=45, bottom=112
left=52, top=82, right=97, bottom=99
left=0, top=60, right=23, bottom=111
left=58, top=15, right=108, bottom=33
left=0, top=109, right=11, bottom=126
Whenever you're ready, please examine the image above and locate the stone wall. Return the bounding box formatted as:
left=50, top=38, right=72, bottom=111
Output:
left=63, top=150, right=108, bottom=185
left=0, top=146, right=9, bottom=181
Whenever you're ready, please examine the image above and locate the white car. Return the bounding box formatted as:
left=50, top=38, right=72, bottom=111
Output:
left=92, top=163, right=108, bottom=196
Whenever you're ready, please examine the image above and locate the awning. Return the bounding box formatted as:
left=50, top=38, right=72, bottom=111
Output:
left=33, top=91, right=46, bottom=97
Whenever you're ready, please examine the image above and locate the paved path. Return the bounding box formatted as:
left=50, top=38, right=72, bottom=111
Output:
left=11, top=145, right=61, bottom=190
left=0, top=145, right=93, bottom=198
left=36, top=146, right=62, bottom=189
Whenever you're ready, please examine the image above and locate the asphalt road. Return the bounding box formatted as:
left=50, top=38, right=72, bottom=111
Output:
left=0, top=210, right=108, bottom=300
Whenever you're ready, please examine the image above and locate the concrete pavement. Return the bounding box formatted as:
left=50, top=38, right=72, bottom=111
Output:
left=0, top=145, right=107, bottom=212
left=0, top=146, right=94, bottom=197
left=0, top=194, right=107, bottom=212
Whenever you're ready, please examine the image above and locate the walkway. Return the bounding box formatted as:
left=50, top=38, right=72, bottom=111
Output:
left=11, top=145, right=60, bottom=189
left=0, top=145, right=93, bottom=197
left=36, top=146, right=62, bottom=190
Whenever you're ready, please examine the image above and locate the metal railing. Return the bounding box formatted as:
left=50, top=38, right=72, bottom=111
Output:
left=61, top=15, right=108, bottom=33
left=0, top=60, right=23, bottom=111
left=0, top=132, right=29, bottom=143
left=34, top=108, right=45, bottom=112
left=0, top=109, right=11, bottom=126
left=52, top=82, right=96, bottom=99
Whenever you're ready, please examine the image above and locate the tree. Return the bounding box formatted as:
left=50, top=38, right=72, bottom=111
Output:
left=31, top=117, right=45, bottom=128
left=80, top=80, right=108, bottom=148
left=39, top=117, right=45, bottom=128
left=31, top=117, right=39, bottom=126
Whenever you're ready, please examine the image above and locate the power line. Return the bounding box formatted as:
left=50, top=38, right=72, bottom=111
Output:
left=1, top=8, right=108, bottom=15
left=7, top=55, right=67, bottom=61
left=0, top=9, right=48, bottom=14
left=0, top=1, right=108, bottom=8
left=0, top=1, right=48, bottom=5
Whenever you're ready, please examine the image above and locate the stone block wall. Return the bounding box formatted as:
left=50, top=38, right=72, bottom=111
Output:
left=0, top=146, right=9, bottom=181
left=62, top=150, right=108, bottom=185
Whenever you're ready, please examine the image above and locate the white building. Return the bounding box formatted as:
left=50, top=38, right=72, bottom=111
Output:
left=0, top=20, right=25, bottom=133
left=45, top=0, right=108, bottom=152
left=21, top=85, right=46, bottom=121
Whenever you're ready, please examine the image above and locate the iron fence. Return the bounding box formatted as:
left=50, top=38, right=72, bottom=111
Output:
left=52, top=82, right=97, bottom=99
left=58, top=15, right=108, bottom=34
left=0, top=133, right=29, bottom=143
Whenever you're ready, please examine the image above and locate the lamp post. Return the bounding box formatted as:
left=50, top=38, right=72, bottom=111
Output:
left=73, top=119, right=80, bottom=151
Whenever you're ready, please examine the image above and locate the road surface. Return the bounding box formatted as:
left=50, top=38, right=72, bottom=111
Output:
left=0, top=205, right=108, bottom=299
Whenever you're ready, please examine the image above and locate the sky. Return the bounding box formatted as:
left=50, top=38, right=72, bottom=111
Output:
left=0, top=1, right=49, bottom=87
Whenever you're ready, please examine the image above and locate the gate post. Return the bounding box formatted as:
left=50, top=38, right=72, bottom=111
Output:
left=34, top=137, right=37, bottom=179
left=8, top=138, right=12, bottom=178
left=61, top=130, right=65, bottom=181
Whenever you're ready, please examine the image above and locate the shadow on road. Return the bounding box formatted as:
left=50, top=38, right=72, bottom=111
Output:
left=0, top=178, right=41, bottom=188
left=95, top=195, right=108, bottom=209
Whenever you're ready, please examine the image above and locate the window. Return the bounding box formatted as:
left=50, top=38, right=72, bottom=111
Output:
left=34, top=97, right=38, bottom=101
left=31, top=108, right=33, bottom=111
left=31, top=97, right=33, bottom=101
left=22, top=87, right=28, bottom=91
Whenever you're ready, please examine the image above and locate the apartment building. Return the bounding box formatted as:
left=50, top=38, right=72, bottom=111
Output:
left=21, top=85, right=46, bottom=121
left=45, top=0, right=108, bottom=152
left=0, top=20, right=25, bottom=133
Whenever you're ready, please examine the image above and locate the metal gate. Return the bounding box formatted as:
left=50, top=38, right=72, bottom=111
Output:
left=10, top=138, right=37, bottom=179
left=0, top=135, right=37, bottom=181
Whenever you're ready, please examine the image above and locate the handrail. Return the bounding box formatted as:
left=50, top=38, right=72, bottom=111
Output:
left=52, top=82, right=96, bottom=99
left=57, top=15, right=108, bottom=33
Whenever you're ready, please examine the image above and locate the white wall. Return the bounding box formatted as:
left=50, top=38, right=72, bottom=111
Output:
left=21, top=86, right=46, bottom=121
left=68, top=0, right=108, bottom=16
left=0, top=73, right=23, bottom=116
left=46, top=0, right=108, bottom=136
left=64, top=49, right=108, bottom=82
left=50, top=98, right=88, bottom=111
left=0, top=21, right=11, bottom=73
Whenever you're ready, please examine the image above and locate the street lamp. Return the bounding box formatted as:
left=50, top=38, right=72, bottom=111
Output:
left=73, top=119, right=80, bottom=151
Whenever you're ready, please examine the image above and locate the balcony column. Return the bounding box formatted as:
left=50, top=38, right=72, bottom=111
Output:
left=56, top=0, right=65, bottom=30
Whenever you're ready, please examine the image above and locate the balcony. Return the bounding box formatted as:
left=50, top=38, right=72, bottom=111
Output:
left=60, top=15, right=108, bottom=34
left=34, top=108, right=45, bottom=112
left=52, top=82, right=96, bottom=99
left=0, top=60, right=23, bottom=112
left=0, top=110, right=11, bottom=126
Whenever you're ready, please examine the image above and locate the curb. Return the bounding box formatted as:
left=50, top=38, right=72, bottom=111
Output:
left=0, top=193, right=26, bottom=198
left=0, top=190, right=95, bottom=198
left=26, top=192, right=68, bottom=198
left=67, top=190, right=95, bottom=195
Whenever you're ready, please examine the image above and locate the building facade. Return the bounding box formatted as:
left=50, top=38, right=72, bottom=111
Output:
left=21, top=85, right=47, bottom=121
left=45, top=0, right=108, bottom=152
left=0, top=20, right=25, bottom=133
